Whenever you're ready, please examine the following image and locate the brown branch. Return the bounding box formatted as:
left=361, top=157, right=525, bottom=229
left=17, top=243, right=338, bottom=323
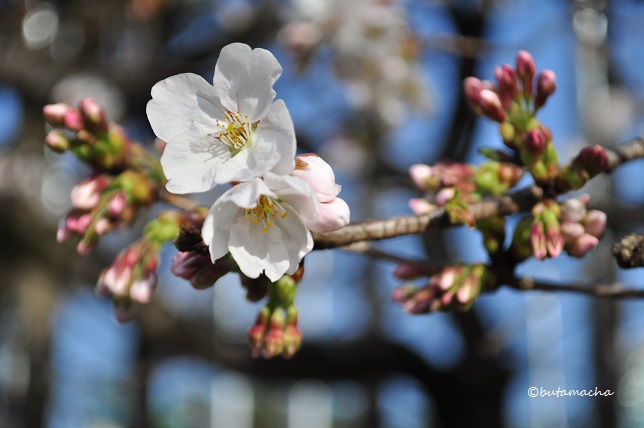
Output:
left=508, top=276, right=644, bottom=298
left=313, top=183, right=542, bottom=249
left=314, top=136, right=644, bottom=250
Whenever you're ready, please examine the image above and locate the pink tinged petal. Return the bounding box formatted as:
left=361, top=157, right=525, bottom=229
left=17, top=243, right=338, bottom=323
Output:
left=213, top=43, right=282, bottom=122
left=160, top=126, right=230, bottom=194
left=292, top=153, right=339, bottom=202
left=409, top=164, right=433, bottom=189
left=567, top=234, right=599, bottom=257
left=408, top=198, right=435, bottom=214
left=561, top=221, right=585, bottom=242
left=254, top=100, right=296, bottom=175
left=130, top=277, right=156, bottom=303
left=146, top=73, right=221, bottom=142
left=307, top=198, right=350, bottom=233
left=584, top=210, right=607, bottom=239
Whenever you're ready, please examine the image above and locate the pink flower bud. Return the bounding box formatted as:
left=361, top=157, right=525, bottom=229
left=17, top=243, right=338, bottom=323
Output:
left=262, top=310, right=286, bottom=358
left=435, top=188, right=456, bottom=206
left=45, top=130, right=70, bottom=153
left=44, top=103, right=72, bottom=126
left=523, top=129, right=546, bottom=157
left=66, top=212, right=93, bottom=234
left=391, top=284, right=417, bottom=302
left=530, top=221, right=547, bottom=260
left=584, top=210, right=606, bottom=239
left=307, top=197, right=350, bottom=233
left=516, top=50, right=536, bottom=97
left=463, top=77, right=484, bottom=113
left=494, top=64, right=520, bottom=101
left=63, top=109, right=85, bottom=131
left=107, top=191, right=128, bottom=217
left=71, top=175, right=111, bottom=210
left=561, top=221, right=585, bottom=242
left=282, top=325, right=303, bottom=358
left=408, top=198, right=435, bottom=215
left=573, top=145, right=608, bottom=177
left=560, top=195, right=589, bottom=223
left=78, top=98, right=108, bottom=133
left=535, top=70, right=556, bottom=108
left=130, top=276, right=157, bottom=304
left=409, top=164, right=433, bottom=189
left=479, top=89, right=506, bottom=122
left=293, top=153, right=340, bottom=203
left=566, top=234, right=599, bottom=257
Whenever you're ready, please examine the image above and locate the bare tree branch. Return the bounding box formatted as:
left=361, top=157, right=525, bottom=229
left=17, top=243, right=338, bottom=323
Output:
left=508, top=276, right=644, bottom=298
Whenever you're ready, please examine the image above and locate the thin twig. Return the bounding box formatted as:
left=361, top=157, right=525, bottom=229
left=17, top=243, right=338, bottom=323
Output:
left=508, top=276, right=644, bottom=299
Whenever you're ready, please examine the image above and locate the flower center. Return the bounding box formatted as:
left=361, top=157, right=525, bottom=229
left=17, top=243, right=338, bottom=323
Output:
left=245, top=195, right=289, bottom=233
left=214, top=110, right=254, bottom=156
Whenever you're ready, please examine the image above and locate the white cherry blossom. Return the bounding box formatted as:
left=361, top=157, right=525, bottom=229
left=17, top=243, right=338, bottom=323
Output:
left=201, top=173, right=318, bottom=282
left=147, top=43, right=296, bottom=194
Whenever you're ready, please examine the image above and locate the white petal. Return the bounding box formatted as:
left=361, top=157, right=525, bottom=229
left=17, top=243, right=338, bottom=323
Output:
left=254, top=100, right=296, bottom=175
left=214, top=138, right=279, bottom=183
left=213, top=43, right=282, bottom=122
left=229, top=217, right=290, bottom=281
left=226, top=178, right=275, bottom=208
left=264, top=173, right=318, bottom=225
left=202, top=196, right=241, bottom=261
left=160, top=126, right=230, bottom=194
left=275, top=205, right=313, bottom=269
left=147, top=73, right=221, bottom=142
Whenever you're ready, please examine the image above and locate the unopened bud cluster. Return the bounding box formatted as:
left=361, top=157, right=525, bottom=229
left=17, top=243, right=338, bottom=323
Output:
left=392, top=264, right=495, bottom=313
left=57, top=170, right=158, bottom=254
left=409, top=160, right=522, bottom=226
left=248, top=266, right=304, bottom=359
left=509, top=196, right=606, bottom=262
left=556, top=145, right=609, bottom=192
left=96, top=211, right=182, bottom=322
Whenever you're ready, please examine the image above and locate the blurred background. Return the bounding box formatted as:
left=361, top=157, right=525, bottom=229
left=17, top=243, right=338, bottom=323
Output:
left=2, top=0, right=644, bottom=427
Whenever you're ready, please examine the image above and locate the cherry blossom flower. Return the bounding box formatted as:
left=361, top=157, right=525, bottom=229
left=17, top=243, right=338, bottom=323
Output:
left=147, top=43, right=296, bottom=194
left=201, top=173, right=318, bottom=282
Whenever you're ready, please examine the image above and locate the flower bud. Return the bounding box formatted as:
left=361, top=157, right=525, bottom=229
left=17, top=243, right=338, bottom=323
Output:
left=409, top=164, right=433, bottom=190
left=248, top=306, right=270, bottom=358
left=523, top=128, right=546, bottom=157
left=566, top=234, right=599, bottom=257
left=263, top=310, right=286, bottom=358
left=45, top=130, right=70, bottom=153
left=63, top=109, right=85, bottom=131
left=479, top=89, right=506, bottom=122
left=293, top=153, right=340, bottom=203
left=494, top=64, right=520, bottom=101
left=78, top=98, right=108, bottom=133
left=535, top=70, right=556, bottom=108
left=573, top=145, right=608, bottom=177
left=43, top=103, right=72, bottom=126
left=584, top=210, right=606, bottom=239
left=463, top=76, right=484, bottom=114
left=516, top=50, right=536, bottom=97
left=530, top=221, right=547, bottom=260
left=308, top=197, right=350, bottom=233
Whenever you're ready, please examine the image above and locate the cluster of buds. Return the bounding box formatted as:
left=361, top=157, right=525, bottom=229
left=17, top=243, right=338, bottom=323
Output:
left=95, top=211, right=182, bottom=321
left=556, top=145, right=609, bottom=192
left=409, top=160, right=522, bottom=227
left=559, top=195, right=607, bottom=257
left=171, top=252, right=234, bottom=290
left=248, top=266, right=304, bottom=359
left=44, top=99, right=161, bottom=174
left=464, top=50, right=556, bottom=125
left=392, top=264, right=495, bottom=313
left=57, top=170, right=159, bottom=254
left=509, top=196, right=606, bottom=263
left=408, top=162, right=476, bottom=214
left=465, top=51, right=561, bottom=186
